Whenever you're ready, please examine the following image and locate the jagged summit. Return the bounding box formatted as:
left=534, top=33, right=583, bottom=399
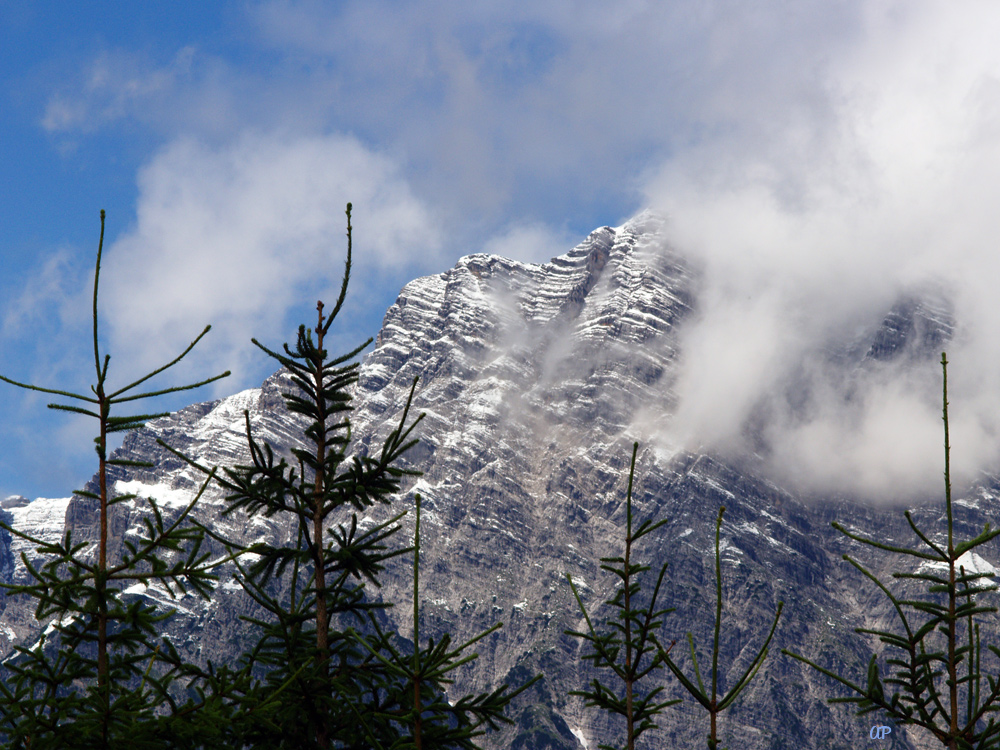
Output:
left=0, top=212, right=983, bottom=749
left=613, top=207, right=667, bottom=236
left=865, top=287, right=954, bottom=363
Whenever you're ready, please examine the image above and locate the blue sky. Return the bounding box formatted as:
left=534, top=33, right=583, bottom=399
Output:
left=4, top=2, right=1000, bottom=502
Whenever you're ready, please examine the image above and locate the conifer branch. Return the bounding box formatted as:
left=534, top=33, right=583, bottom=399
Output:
left=322, top=202, right=354, bottom=334
left=109, top=369, right=231, bottom=404
left=785, top=352, right=1000, bottom=749
left=108, top=324, right=224, bottom=398
left=0, top=374, right=99, bottom=403
left=92, top=209, right=106, bottom=380
left=0, top=209, right=230, bottom=747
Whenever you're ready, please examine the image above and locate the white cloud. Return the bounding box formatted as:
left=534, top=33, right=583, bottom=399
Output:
left=250, top=1, right=857, bottom=224
left=1, top=248, right=89, bottom=338
left=37, top=2, right=869, bottom=230
left=98, top=131, right=441, bottom=391
left=43, top=47, right=198, bottom=133
left=479, top=222, right=576, bottom=265
left=641, top=1, right=1000, bottom=500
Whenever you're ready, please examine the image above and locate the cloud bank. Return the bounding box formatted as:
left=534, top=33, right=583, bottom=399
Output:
left=100, top=131, right=441, bottom=390
left=642, top=1, right=1000, bottom=501
left=10, top=0, right=1000, bottom=503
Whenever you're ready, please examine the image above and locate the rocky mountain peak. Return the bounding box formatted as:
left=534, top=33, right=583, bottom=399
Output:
left=0, top=211, right=984, bottom=749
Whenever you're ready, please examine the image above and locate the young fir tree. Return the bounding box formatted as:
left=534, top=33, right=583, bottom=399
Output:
left=567, top=444, right=782, bottom=750
left=164, top=203, right=458, bottom=747
left=161, top=202, right=539, bottom=748
left=783, top=353, right=1000, bottom=750
left=358, top=492, right=541, bottom=749
left=178, top=202, right=427, bottom=749
left=565, top=442, right=682, bottom=750
left=0, top=210, right=230, bottom=749
left=658, top=506, right=782, bottom=750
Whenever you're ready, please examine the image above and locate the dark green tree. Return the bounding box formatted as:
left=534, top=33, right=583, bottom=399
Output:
left=565, top=442, right=682, bottom=750
left=359, top=492, right=541, bottom=749
left=0, top=210, right=230, bottom=749
left=659, top=506, right=782, bottom=750
left=180, top=203, right=425, bottom=749
left=105, top=201, right=540, bottom=749
left=178, top=203, right=543, bottom=749
left=784, top=353, right=1000, bottom=750
left=567, top=443, right=782, bottom=750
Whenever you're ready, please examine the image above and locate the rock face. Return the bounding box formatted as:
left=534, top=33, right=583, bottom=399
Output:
left=0, top=211, right=994, bottom=749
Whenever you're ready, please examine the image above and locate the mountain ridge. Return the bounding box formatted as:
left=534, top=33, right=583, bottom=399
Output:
left=0, top=211, right=991, bottom=749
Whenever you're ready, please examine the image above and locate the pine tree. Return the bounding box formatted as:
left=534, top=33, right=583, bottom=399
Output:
left=359, top=492, right=541, bottom=749
left=658, top=506, right=782, bottom=750
left=159, top=202, right=428, bottom=748
left=567, top=443, right=782, bottom=750
left=0, top=210, right=230, bottom=748
left=783, top=353, right=1000, bottom=750
left=192, top=203, right=425, bottom=748
left=565, top=442, right=682, bottom=750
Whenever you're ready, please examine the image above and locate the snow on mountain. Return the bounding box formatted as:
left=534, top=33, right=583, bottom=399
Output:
left=3, top=496, right=71, bottom=575
left=2, top=211, right=996, bottom=749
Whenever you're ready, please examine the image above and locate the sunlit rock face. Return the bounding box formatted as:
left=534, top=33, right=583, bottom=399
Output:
left=1, top=212, right=991, bottom=749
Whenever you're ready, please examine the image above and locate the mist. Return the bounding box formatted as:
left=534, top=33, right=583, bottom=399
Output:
left=641, top=1, right=1000, bottom=502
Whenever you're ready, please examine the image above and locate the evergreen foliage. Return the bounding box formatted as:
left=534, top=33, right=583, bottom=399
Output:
left=659, top=506, right=783, bottom=750
left=783, top=353, right=1000, bottom=750
left=169, top=202, right=424, bottom=748
left=357, top=493, right=541, bottom=749
left=565, top=442, right=682, bottom=750
left=0, top=210, right=230, bottom=748
left=166, top=202, right=536, bottom=748
left=566, top=443, right=783, bottom=750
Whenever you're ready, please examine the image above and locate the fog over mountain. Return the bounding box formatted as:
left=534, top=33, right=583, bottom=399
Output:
left=3, top=211, right=998, bottom=748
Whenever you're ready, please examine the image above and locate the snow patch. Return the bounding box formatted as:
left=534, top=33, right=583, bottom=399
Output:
left=115, top=480, right=191, bottom=509
left=693, top=472, right=736, bottom=500
left=189, top=387, right=263, bottom=440
left=5, top=497, right=72, bottom=566
left=918, top=550, right=998, bottom=583
left=569, top=725, right=589, bottom=749
left=735, top=521, right=797, bottom=555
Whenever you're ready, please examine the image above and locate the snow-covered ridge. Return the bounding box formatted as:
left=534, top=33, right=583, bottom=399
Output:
left=4, top=496, right=71, bottom=574
left=918, top=550, right=998, bottom=582
left=115, top=480, right=192, bottom=510
left=0, top=210, right=978, bottom=749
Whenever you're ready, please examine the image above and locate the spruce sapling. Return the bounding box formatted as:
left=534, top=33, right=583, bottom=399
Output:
left=566, top=442, right=681, bottom=750
left=784, top=353, right=1000, bottom=749
left=357, top=492, right=541, bottom=749
left=0, top=210, right=230, bottom=749
left=175, top=203, right=424, bottom=748
left=659, top=506, right=782, bottom=750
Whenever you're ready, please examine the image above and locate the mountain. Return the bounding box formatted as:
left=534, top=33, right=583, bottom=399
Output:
left=0, top=211, right=992, bottom=749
